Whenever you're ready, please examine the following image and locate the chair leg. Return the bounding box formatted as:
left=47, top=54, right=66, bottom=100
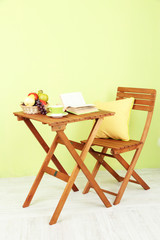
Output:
left=89, top=148, right=123, bottom=182
left=114, top=153, right=150, bottom=190
left=83, top=146, right=124, bottom=194
left=114, top=148, right=145, bottom=205
left=83, top=147, right=108, bottom=194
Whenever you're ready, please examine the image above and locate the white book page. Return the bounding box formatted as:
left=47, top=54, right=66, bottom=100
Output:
left=60, top=92, right=86, bottom=108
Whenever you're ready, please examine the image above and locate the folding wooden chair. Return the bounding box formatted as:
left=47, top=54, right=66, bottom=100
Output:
left=82, top=87, right=156, bottom=205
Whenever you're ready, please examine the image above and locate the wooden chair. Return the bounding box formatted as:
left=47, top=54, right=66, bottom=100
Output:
left=82, top=87, right=156, bottom=205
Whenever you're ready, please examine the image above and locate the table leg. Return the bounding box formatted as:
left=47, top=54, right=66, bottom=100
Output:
left=23, top=119, right=78, bottom=192
left=23, top=134, right=59, bottom=207
left=49, top=119, right=112, bottom=225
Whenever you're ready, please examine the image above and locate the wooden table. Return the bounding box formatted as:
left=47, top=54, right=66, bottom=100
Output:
left=14, top=110, right=114, bottom=224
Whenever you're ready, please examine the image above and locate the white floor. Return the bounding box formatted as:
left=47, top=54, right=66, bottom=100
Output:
left=0, top=168, right=160, bottom=240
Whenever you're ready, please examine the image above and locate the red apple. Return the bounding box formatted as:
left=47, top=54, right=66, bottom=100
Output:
left=40, top=99, right=47, bottom=105
left=28, top=92, right=38, bottom=100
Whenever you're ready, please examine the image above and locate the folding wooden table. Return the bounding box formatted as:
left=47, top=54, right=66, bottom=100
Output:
left=14, top=110, right=114, bottom=224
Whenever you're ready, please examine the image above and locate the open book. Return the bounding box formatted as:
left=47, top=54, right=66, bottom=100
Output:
left=60, top=92, right=98, bottom=115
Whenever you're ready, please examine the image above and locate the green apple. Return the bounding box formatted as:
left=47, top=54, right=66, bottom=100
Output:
left=39, top=93, right=48, bottom=102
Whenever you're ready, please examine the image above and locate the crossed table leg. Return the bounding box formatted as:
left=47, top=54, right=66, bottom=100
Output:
left=22, top=118, right=112, bottom=225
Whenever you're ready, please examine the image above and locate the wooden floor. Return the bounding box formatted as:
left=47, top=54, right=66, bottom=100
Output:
left=0, top=168, right=160, bottom=240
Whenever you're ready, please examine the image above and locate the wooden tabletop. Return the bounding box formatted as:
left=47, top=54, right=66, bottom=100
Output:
left=13, top=110, right=114, bottom=127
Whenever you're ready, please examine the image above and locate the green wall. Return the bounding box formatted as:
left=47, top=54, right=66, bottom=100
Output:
left=0, top=0, right=160, bottom=177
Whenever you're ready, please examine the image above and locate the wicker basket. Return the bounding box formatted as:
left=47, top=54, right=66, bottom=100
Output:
left=20, top=104, right=40, bottom=114
left=20, top=104, right=48, bottom=114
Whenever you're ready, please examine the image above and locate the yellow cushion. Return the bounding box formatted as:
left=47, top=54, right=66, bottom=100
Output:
left=95, top=97, right=134, bottom=141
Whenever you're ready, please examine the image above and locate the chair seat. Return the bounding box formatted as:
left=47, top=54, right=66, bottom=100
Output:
left=81, top=138, right=143, bottom=154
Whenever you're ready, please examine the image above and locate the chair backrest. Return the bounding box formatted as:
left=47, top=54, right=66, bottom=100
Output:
left=116, top=87, right=156, bottom=143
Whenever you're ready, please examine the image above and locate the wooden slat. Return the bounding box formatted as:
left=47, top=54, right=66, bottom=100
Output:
left=120, top=177, right=140, bottom=185
left=89, top=186, right=118, bottom=196
left=58, top=139, right=84, bottom=151
left=132, top=105, right=153, bottom=112
left=101, top=188, right=118, bottom=196
left=44, top=166, right=69, bottom=182
left=134, top=99, right=155, bottom=106
left=92, top=150, right=115, bottom=158
left=116, top=98, right=154, bottom=111
left=116, top=98, right=154, bottom=107
left=117, top=92, right=155, bottom=100
left=117, top=87, right=156, bottom=94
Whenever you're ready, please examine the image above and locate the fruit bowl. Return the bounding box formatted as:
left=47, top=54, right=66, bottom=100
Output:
left=21, top=90, right=49, bottom=115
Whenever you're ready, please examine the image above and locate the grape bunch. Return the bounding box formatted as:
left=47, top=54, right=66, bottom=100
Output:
left=35, top=100, right=47, bottom=115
